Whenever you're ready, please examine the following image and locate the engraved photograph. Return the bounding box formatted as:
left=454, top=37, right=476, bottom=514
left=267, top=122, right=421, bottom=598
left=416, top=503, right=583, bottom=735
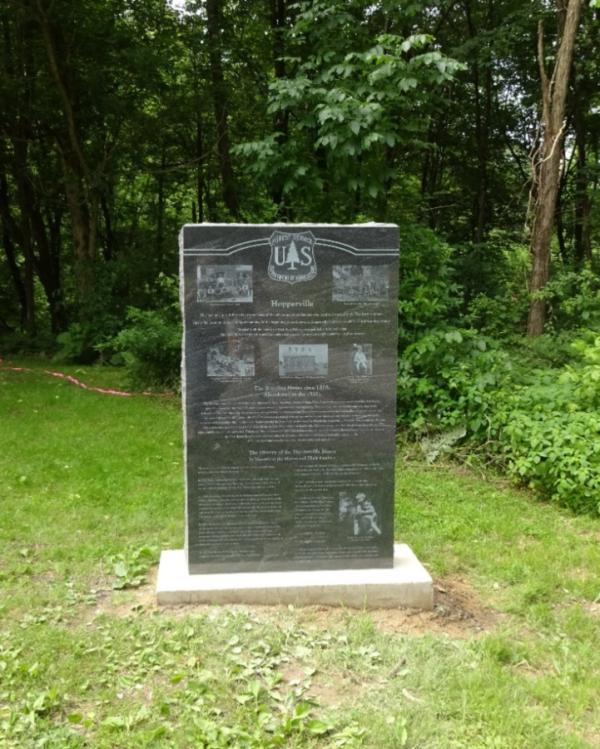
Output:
left=278, top=344, right=328, bottom=377
left=338, top=492, right=382, bottom=537
left=350, top=343, right=373, bottom=376
left=332, top=265, right=389, bottom=302
left=197, top=264, right=253, bottom=303
left=207, top=340, right=255, bottom=378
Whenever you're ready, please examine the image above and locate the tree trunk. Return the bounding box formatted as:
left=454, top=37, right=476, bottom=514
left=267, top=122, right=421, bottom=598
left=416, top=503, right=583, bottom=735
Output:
left=527, top=0, right=584, bottom=336
left=196, top=114, right=205, bottom=223
left=57, top=145, right=95, bottom=297
left=555, top=172, right=568, bottom=263
left=156, top=145, right=166, bottom=271
left=573, top=105, right=591, bottom=266
left=37, top=0, right=98, bottom=301
left=205, top=0, right=240, bottom=219
left=47, top=208, right=65, bottom=332
left=464, top=0, right=492, bottom=244
left=12, top=135, right=38, bottom=335
left=269, top=0, right=289, bottom=215
left=101, top=193, right=114, bottom=262
left=0, top=170, right=28, bottom=329
left=12, top=135, right=66, bottom=333
left=420, top=119, right=445, bottom=231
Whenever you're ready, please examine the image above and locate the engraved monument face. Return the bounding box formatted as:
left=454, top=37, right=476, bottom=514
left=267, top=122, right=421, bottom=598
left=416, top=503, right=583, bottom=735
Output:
left=180, top=224, right=399, bottom=573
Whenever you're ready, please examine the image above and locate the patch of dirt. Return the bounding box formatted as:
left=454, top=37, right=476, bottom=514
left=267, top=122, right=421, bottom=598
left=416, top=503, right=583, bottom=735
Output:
left=279, top=661, right=368, bottom=708
left=566, top=564, right=598, bottom=583
left=582, top=729, right=600, bottom=749
left=584, top=601, right=600, bottom=618
left=284, top=575, right=500, bottom=639
left=87, top=569, right=499, bottom=638
left=413, top=575, right=501, bottom=636
left=307, top=673, right=365, bottom=708
left=84, top=568, right=160, bottom=622
left=575, top=529, right=600, bottom=542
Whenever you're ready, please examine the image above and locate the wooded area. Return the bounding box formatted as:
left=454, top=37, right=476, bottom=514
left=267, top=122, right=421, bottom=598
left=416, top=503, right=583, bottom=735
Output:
left=1, top=0, right=600, bottom=513
left=1, top=0, right=598, bottom=338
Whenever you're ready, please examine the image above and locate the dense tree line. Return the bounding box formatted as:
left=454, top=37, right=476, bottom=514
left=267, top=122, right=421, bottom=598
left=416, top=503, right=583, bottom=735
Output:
left=0, top=0, right=598, bottom=346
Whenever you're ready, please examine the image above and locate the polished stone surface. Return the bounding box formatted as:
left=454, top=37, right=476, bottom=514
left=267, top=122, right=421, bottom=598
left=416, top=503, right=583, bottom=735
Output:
left=180, top=224, right=399, bottom=574
left=156, top=544, right=434, bottom=609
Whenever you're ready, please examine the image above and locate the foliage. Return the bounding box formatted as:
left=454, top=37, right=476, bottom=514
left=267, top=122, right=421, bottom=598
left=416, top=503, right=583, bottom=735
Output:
left=110, top=307, right=181, bottom=389
left=54, top=263, right=130, bottom=362
left=108, top=546, right=158, bottom=589
left=236, top=1, right=463, bottom=219
left=399, top=328, right=600, bottom=514
left=1, top=0, right=599, bottom=349
left=107, top=276, right=181, bottom=389
left=501, top=406, right=600, bottom=515
left=462, top=237, right=531, bottom=337
left=541, top=268, right=600, bottom=331
left=397, top=327, right=511, bottom=437
left=397, top=224, right=462, bottom=348
left=55, top=319, right=117, bottom=364
left=493, top=334, right=600, bottom=514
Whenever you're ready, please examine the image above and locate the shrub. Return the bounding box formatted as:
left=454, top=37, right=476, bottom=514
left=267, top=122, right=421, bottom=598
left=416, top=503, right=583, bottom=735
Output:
left=54, top=262, right=127, bottom=363
left=488, top=336, right=600, bottom=515
left=542, top=269, right=600, bottom=331
left=55, top=317, right=120, bottom=363
left=500, top=406, right=600, bottom=515
left=397, top=327, right=511, bottom=438
left=111, top=307, right=181, bottom=389
left=398, top=327, right=600, bottom=515
left=103, top=274, right=182, bottom=390
left=397, top=224, right=462, bottom=348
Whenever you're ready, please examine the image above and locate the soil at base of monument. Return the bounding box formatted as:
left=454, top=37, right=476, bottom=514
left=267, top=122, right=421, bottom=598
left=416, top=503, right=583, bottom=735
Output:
left=97, top=568, right=500, bottom=640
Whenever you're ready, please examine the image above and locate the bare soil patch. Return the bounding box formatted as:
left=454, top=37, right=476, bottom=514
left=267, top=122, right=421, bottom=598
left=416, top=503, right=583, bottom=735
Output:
left=92, top=569, right=499, bottom=639
left=85, top=568, right=159, bottom=622
left=584, top=601, right=600, bottom=619
left=281, top=575, right=500, bottom=638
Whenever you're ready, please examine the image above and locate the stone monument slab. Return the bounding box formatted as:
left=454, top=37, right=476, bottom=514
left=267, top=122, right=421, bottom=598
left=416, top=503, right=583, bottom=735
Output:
left=178, top=224, right=400, bottom=575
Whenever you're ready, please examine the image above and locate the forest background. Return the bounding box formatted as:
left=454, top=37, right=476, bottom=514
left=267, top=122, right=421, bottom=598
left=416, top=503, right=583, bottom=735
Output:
left=1, top=0, right=600, bottom=515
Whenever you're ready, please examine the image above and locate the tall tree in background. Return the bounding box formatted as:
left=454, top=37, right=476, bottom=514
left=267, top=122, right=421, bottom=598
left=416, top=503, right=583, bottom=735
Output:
left=570, top=13, right=599, bottom=268
left=206, top=0, right=240, bottom=218
left=527, top=0, right=584, bottom=336
left=463, top=0, right=493, bottom=244
left=269, top=0, right=289, bottom=215
left=35, top=0, right=101, bottom=301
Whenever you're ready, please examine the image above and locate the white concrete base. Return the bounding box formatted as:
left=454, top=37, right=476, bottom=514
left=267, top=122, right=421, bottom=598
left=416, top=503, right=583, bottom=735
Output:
left=156, top=544, right=434, bottom=609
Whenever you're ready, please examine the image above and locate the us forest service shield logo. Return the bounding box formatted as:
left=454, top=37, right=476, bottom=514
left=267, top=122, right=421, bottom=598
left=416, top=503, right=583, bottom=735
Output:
left=268, top=231, right=317, bottom=284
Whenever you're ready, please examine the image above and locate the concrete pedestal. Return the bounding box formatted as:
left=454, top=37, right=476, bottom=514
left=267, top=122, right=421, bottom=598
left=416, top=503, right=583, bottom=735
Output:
left=156, top=544, right=433, bottom=609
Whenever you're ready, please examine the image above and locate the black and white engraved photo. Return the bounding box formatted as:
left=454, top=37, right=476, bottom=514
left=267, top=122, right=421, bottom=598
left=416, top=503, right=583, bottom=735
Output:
left=332, top=265, right=389, bottom=302
left=278, top=344, right=328, bottom=377
left=351, top=343, right=373, bottom=376
left=207, top=341, right=255, bottom=378
left=338, top=492, right=382, bottom=537
left=197, top=264, right=253, bottom=303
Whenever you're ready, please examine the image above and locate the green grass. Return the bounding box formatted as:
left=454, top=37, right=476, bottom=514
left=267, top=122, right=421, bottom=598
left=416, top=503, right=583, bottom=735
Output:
left=1, top=361, right=599, bottom=748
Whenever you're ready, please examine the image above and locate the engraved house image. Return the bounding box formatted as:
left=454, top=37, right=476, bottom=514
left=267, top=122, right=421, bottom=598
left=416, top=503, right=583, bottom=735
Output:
left=197, top=264, right=253, bottom=303
left=279, top=344, right=328, bottom=377
left=207, top=340, right=255, bottom=378
left=332, top=265, right=389, bottom=302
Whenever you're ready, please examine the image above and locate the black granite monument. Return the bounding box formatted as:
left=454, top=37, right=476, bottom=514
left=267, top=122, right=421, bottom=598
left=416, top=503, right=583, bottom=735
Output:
left=180, top=224, right=399, bottom=573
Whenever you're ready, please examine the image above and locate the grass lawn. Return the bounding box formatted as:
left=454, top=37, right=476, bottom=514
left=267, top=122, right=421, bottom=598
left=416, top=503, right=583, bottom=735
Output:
left=1, top=360, right=599, bottom=748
